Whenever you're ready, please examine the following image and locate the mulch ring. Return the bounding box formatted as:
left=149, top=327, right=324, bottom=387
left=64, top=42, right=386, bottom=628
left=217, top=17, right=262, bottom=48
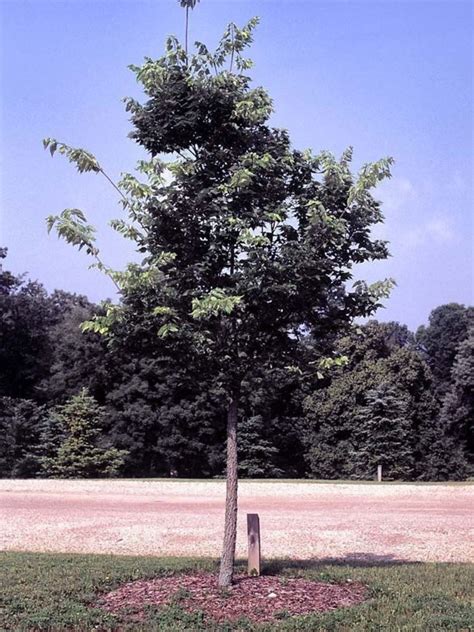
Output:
left=98, top=572, right=367, bottom=624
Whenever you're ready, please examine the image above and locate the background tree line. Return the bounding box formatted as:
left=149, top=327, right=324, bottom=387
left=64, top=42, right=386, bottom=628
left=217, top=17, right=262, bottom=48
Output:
left=0, top=247, right=472, bottom=480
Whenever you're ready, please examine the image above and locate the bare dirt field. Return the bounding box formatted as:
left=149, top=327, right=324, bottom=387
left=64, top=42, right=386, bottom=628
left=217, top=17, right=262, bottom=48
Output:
left=1, top=480, right=473, bottom=563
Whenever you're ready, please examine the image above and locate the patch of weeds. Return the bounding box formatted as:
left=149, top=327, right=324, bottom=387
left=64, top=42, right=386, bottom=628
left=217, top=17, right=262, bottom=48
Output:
left=218, top=615, right=254, bottom=631
left=145, top=603, right=208, bottom=631
left=274, top=609, right=291, bottom=620
left=170, top=587, right=192, bottom=604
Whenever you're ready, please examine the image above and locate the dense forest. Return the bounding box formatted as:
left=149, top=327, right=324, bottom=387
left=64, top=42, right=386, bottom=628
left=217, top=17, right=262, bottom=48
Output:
left=1, top=247, right=472, bottom=481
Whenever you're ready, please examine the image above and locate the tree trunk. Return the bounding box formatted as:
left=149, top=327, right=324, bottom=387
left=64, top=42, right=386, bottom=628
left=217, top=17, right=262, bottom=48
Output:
left=218, top=397, right=238, bottom=587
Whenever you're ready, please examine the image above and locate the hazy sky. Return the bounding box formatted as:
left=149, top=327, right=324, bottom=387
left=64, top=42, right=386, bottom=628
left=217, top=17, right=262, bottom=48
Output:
left=1, top=0, right=472, bottom=331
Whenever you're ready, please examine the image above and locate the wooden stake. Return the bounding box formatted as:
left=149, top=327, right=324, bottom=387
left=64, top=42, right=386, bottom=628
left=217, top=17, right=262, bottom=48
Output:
left=377, top=464, right=383, bottom=482
left=247, top=513, right=261, bottom=576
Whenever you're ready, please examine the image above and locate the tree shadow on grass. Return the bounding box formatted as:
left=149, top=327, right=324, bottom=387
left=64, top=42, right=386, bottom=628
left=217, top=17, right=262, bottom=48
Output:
left=258, top=552, right=423, bottom=573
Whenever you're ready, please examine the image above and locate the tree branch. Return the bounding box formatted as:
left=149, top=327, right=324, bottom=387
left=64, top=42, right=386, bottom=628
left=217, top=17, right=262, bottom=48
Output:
left=92, top=251, right=122, bottom=293
left=99, top=169, right=129, bottom=205
left=229, top=24, right=235, bottom=73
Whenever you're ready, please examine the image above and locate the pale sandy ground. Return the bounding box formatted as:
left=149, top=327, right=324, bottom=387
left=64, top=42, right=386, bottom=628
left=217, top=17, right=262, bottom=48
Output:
left=1, top=480, right=473, bottom=563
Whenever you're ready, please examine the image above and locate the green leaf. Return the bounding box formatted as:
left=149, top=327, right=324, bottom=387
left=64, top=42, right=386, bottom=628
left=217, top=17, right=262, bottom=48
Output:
left=42, top=138, right=101, bottom=174
left=157, top=323, right=179, bottom=338
left=152, top=306, right=174, bottom=316
left=191, top=290, right=243, bottom=319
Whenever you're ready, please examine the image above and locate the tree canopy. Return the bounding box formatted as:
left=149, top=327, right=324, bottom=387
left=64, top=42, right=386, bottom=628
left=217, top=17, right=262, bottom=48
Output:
left=417, top=303, right=473, bottom=396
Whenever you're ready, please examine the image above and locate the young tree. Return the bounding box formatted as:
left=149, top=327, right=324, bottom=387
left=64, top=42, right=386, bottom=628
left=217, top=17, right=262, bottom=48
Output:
left=40, top=389, right=128, bottom=478
left=349, top=384, right=412, bottom=480
left=0, top=397, right=45, bottom=477
left=44, top=10, right=393, bottom=585
left=238, top=415, right=283, bottom=478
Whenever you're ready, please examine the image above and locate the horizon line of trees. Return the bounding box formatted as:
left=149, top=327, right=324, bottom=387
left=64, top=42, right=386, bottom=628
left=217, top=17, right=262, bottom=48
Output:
left=1, top=247, right=472, bottom=481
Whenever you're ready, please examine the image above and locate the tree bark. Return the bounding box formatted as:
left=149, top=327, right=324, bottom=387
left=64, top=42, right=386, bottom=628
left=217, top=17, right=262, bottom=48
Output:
left=218, top=397, right=238, bottom=587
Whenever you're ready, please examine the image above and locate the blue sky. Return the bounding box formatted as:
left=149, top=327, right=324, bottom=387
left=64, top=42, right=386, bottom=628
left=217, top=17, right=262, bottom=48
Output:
left=1, top=0, right=472, bottom=331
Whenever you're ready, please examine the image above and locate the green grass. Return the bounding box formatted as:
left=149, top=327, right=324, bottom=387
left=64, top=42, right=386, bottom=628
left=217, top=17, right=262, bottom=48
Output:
left=1, top=552, right=473, bottom=631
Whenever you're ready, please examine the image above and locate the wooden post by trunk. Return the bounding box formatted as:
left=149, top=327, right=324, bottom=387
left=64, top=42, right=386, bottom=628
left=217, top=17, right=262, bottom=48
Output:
left=218, top=398, right=238, bottom=587
left=377, top=464, right=383, bottom=482
left=247, top=513, right=261, bottom=576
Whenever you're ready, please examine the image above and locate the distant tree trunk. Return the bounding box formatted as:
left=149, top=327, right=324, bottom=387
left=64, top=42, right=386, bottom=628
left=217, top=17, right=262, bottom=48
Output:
left=218, top=397, right=238, bottom=587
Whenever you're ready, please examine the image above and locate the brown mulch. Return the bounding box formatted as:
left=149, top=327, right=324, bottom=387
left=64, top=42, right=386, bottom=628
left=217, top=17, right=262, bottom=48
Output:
left=98, top=572, right=367, bottom=624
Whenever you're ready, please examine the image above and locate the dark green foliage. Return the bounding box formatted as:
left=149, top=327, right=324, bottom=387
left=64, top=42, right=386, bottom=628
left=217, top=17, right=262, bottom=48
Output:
left=0, top=250, right=54, bottom=399
left=38, top=291, right=109, bottom=404
left=237, top=367, right=308, bottom=478
left=179, top=1, right=200, bottom=9
left=0, top=246, right=472, bottom=480
left=99, top=297, right=228, bottom=478
left=417, top=303, right=473, bottom=396
left=105, top=355, right=225, bottom=477
left=0, top=397, right=44, bottom=477
left=303, top=321, right=457, bottom=480
left=0, top=247, right=18, bottom=295
left=439, top=328, right=474, bottom=475
left=348, top=384, right=413, bottom=479
left=381, top=346, right=453, bottom=480
left=40, top=390, right=128, bottom=478
left=0, top=249, right=105, bottom=404
left=238, top=415, right=283, bottom=477
left=48, top=18, right=395, bottom=394
left=337, top=321, right=415, bottom=366
left=33, top=408, right=68, bottom=473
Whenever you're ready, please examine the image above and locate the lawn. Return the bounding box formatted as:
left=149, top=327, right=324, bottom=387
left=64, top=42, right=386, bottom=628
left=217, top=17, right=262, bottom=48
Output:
left=0, top=552, right=473, bottom=631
